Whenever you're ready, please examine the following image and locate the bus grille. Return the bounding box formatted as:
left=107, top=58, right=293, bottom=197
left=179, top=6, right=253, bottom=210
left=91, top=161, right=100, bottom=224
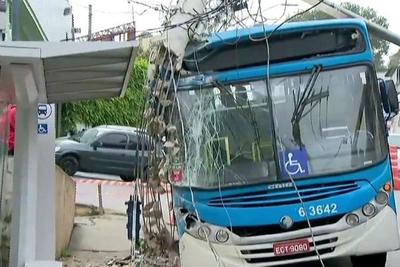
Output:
left=240, top=237, right=338, bottom=264
left=231, top=215, right=342, bottom=236
left=208, top=181, right=359, bottom=208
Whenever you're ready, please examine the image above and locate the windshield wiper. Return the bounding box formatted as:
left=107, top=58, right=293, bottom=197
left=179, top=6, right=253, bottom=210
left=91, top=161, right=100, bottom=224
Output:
left=291, top=65, right=322, bottom=123
left=291, top=65, right=326, bottom=146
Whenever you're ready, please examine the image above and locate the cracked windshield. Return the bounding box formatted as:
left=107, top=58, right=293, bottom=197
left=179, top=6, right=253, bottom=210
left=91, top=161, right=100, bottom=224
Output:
left=174, top=65, right=387, bottom=188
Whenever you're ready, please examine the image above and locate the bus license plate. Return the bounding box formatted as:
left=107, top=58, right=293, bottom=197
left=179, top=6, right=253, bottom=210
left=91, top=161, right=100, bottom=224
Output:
left=273, top=239, right=310, bottom=256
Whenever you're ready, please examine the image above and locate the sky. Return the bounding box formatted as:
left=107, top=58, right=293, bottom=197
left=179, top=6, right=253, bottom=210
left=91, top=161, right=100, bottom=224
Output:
left=68, top=0, right=400, bottom=57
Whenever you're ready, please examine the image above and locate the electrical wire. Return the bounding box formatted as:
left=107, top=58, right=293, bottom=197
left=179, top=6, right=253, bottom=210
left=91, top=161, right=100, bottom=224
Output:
left=257, top=1, right=326, bottom=266
left=72, top=0, right=163, bottom=14
left=249, top=0, right=324, bottom=42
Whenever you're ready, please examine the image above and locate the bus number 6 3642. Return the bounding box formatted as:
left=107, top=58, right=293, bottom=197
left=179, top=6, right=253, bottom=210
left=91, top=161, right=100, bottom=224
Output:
left=298, top=203, right=338, bottom=217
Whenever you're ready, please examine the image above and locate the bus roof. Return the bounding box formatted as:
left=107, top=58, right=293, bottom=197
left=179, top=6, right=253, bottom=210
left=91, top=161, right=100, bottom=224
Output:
left=182, top=18, right=369, bottom=73
left=206, top=18, right=367, bottom=49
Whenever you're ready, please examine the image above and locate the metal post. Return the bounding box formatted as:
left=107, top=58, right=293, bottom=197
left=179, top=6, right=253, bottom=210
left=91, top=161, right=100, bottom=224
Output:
left=11, top=0, right=20, bottom=41
left=88, top=4, right=92, bottom=41
left=97, top=184, right=104, bottom=215
left=55, top=104, right=62, bottom=137
left=131, top=2, right=135, bottom=22
left=71, top=14, right=75, bottom=41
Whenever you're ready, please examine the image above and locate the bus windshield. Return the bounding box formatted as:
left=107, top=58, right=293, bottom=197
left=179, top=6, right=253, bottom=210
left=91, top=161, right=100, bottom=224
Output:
left=174, top=65, right=387, bottom=188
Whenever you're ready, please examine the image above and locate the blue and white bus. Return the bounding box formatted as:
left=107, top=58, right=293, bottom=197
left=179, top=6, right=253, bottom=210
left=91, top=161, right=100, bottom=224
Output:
left=169, top=19, right=400, bottom=267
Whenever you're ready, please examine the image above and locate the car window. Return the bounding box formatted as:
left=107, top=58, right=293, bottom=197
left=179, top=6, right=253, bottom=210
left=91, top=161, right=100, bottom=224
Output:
left=127, top=134, right=150, bottom=150
left=98, top=133, right=127, bottom=149
left=80, top=128, right=99, bottom=143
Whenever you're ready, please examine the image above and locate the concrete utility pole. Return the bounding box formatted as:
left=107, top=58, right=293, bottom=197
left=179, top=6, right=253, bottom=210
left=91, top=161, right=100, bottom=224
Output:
left=97, top=184, right=104, bottom=215
left=302, top=0, right=400, bottom=47
left=162, top=0, right=207, bottom=69
left=128, top=0, right=135, bottom=22
left=11, top=0, right=20, bottom=40
left=88, top=4, right=92, bottom=40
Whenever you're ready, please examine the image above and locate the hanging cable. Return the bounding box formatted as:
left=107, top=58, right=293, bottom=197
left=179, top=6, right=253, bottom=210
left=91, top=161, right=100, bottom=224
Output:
left=258, top=1, right=326, bottom=266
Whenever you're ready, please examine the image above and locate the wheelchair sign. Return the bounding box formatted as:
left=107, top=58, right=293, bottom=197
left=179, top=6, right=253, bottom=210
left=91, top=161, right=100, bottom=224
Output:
left=37, top=123, right=48, bottom=134
left=279, top=149, right=309, bottom=178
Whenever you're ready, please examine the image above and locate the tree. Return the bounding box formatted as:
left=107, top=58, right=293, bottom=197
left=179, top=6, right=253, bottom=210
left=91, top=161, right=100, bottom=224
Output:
left=388, top=50, right=400, bottom=72
left=290, top=9, right=333, bottom=22
left=290, top=2, right=389, bottom=70
left=61, top=58, right=148, bottom=134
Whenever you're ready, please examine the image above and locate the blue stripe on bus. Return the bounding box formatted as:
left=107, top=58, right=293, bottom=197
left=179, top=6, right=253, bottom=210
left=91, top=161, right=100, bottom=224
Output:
left=173, top=158, right=393, bottom=228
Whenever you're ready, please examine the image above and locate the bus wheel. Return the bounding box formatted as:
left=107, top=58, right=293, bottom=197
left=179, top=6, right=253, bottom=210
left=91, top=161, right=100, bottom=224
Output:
left=351, top=252, right=386, bottom=267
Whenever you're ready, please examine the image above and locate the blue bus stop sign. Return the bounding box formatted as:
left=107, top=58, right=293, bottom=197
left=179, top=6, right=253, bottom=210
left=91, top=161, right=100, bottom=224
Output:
left=37, top=104, right=52, bottom=120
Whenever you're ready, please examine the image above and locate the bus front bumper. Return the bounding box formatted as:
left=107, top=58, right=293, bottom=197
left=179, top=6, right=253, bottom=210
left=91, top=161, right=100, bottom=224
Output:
left=179, top=206, right=400, bottom=267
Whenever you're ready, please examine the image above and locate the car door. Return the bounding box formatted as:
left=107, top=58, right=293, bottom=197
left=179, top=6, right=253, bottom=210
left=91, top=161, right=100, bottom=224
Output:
left=126, top=133, right=149, bottom=177
left=88, top=132, right=129, bottom=175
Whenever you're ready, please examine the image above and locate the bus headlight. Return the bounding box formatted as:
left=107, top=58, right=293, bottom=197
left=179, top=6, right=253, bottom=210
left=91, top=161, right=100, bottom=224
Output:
left=346, top=213, right=360, bottom=226
left=184, top=215, right=232, bottom=244
left=215, top=230, right=229, bottom=243
left=375, top=192, right=388, bottom=205
left=362, top=203, right=376, bottom=217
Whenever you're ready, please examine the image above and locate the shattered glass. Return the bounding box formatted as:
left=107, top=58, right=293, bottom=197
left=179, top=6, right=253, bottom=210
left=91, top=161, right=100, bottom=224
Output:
left=171, top=66, right=387, bottom=188
left=172, top=80, right=277, bottom=188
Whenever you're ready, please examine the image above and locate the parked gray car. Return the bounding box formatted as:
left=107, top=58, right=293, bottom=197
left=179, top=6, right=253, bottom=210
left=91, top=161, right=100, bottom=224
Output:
left=55, top=125, right=152, bottom=181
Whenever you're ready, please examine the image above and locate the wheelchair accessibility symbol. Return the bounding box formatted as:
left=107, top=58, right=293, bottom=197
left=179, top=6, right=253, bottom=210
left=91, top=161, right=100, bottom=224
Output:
left=285, top=152, right=306, bottom=175
left=37, top=123, right=48, bottom=134
left=279, top=149, right=309, bottom=178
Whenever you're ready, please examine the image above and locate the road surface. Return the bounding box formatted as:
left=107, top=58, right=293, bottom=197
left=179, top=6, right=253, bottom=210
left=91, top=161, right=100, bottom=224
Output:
left=74, top=173, right=400, bottom=267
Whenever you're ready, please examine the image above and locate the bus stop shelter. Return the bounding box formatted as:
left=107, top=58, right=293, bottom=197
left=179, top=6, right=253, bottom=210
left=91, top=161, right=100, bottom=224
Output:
left=0, top=41, right=138, bottom=267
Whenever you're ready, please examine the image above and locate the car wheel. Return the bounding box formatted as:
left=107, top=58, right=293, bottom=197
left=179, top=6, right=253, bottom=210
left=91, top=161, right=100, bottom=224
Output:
left=120, top=175, right=135, bottom=182
left=351, top=252, right=386, bottom=267
left=59, top=155, right=79, bottom=176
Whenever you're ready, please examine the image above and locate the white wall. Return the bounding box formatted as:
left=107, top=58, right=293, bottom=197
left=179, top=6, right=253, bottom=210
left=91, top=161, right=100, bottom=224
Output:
left=27, top=0, right=72, bottom=41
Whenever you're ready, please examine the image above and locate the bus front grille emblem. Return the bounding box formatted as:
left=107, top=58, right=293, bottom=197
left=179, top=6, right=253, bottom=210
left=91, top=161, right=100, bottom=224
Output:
left=280, top=216, right=294, bottom=230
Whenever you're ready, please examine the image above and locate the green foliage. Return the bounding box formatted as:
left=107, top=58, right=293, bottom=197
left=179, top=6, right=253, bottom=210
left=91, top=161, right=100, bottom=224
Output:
left=388, top=50, right=400, bottom=71
left=290, top=2, right=389, bottom=70
left=61, top=58, right=148, bottom=133
left=59, top=248, right=71, bottom=259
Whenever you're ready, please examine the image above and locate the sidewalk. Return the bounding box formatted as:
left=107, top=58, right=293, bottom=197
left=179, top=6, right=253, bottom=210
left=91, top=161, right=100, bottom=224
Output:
left=63, top=214, right=132, bottom=267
